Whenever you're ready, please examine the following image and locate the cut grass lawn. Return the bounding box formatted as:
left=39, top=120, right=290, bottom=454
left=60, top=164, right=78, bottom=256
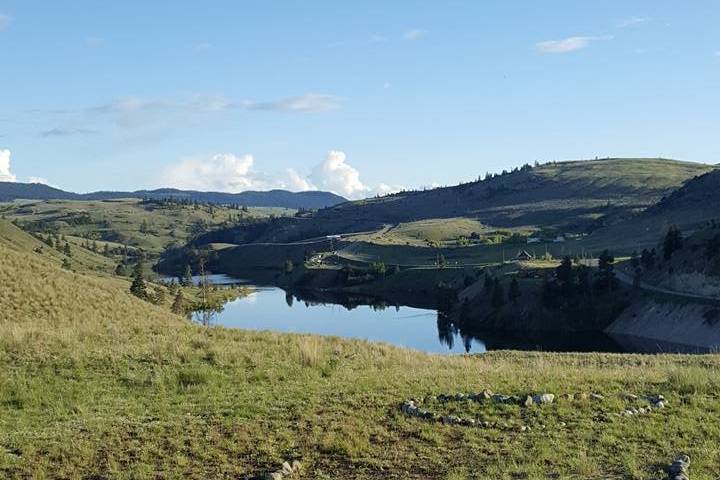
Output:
left=3, top=240, right=720, bottom=478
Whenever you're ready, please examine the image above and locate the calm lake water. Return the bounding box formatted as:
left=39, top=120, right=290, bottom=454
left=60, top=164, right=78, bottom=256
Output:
left=176, top=275, right=642, bottom=354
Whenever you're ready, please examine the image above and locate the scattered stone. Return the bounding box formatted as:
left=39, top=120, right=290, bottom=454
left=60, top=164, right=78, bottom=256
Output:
left=281, top=462, right=293, bottom=475
left=667, top=454, right=690, bottom=480
left=269, top=472, right=283, bottom=480
left=590, top=393, right=605, bottom=401
left=492, top=394, right=511, bottom=403
left=524, top=396, right=534, bottom=407
left=291, top=460, right=302, bottom=473
left=656, top=401, right=666, bottom=409
left=578, top=393, right=589, bottom=401
left=560, top=393, right=574, bottom=401
left=480, top=389, right=493, bottom=400
left=533, top=393, right=555, bottom=405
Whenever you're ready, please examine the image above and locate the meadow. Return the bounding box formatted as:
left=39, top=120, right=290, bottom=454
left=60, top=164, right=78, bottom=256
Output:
left=2, top=239, right=720, bottom=479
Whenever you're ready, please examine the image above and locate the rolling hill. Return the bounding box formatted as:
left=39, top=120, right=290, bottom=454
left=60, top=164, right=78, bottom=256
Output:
left=0, top=182, right=346, bottom=209
left=585, top=168, right=720, bottom=251
left=227, top=158, right=715, bottom=244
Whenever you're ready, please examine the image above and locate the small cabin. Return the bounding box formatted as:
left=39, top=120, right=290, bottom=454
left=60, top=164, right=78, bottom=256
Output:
left=516, top=250, right=534, bottom=261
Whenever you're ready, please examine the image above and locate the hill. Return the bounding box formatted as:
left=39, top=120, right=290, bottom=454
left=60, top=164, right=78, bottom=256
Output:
left=234, top=158, right=714, bottom=244
left=0, top=182, right=346, bottom=209
left=585, top=169, right=720, bottom=252
left=4, top=238, right=720, bottom=477
left=0, top=198, right=294, bottom=258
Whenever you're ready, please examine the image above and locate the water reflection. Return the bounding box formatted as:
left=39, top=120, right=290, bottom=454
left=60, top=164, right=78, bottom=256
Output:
left=187, top=280, right=699, bottom=354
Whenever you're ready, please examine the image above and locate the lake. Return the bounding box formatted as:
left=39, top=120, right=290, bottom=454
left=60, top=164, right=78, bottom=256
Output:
left=178, top=275, right=647, bottom=354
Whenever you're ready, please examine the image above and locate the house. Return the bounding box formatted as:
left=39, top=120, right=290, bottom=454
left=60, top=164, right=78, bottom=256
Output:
left=516, top=250, right=534, bottom=261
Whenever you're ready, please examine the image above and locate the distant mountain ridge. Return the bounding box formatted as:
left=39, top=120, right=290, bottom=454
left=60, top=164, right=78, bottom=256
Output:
left=0, top=182, right=347, bottom=209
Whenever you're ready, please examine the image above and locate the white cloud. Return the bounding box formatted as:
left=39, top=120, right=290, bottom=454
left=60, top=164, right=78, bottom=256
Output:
left=616, top=17, right=649, bottom=28
left=404, top=29, right=427, bottom=41
left=28, top=176, right=50, bottom=185
left=536, top=35, right=612, bottom=54
left=309, top=151, right=370, bottom=199
left=373, top=183, right=405, bottom=196
left=286, top=168, right=315, bottom=191
left=247, top=93, right=342, bottom=113
left=370, top=34, right=387, bottom=43
left=162, top=150, right=399, bottom=199
left=163, top=153, right=261, bottom=192
left=0, top=14, right=13, bottom=31
left=0, top=149, right=16, bottom=182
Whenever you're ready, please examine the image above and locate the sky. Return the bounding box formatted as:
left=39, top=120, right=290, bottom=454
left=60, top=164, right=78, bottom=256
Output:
left=1, top=1, right=719, bottom=199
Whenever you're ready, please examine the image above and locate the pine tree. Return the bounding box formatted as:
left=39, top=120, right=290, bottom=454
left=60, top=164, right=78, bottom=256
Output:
left=130, top=262, right=147, bottom=299
left=663, top=225, right=683, bottom=260
left=508, top=277, right=520, bottom=304
left=171, top=291, right=185, bottom=314
left=182, top=265, right=194, bottom=287
left=115, top=263, right=126, bottom=276
left=491, top=278, right=505, bottom=308
left=63, top=243, right=72, bottom=257
left=61, top=258, right=72, bottom=270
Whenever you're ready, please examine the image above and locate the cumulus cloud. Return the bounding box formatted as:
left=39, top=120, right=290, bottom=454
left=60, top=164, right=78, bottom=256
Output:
left=247, top=93, right=342, bottom=113
left=163, top=153, right=260, bottom=192
left=309, top=151, right=370, bottom=199
left=0, top=149, right=16, bottom=182
left=404, top=29, right=427, bottom=41
left=373, top=183, right=405, bottom=196
left=536, top=35, right=612, bottom=54
left=286, top=168, right=315, bottom=191
left=0, top=13, right=12, bottom=31
left=28, top=176, right=50, bottom=185
left=162, top=150, right=399, bottom=199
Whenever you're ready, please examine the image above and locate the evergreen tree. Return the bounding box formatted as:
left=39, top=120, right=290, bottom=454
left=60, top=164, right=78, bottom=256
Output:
left=483, top=274, right=494, bottom=294
left=663, top=225, right=683, bottom=260
left=182, top=265, right=194, bottom=287
left=491, top=278, right=505, bottom=308
left=597, top=250, right=616, bottom=293
left=171, top=290, right=185, bottom=314
left=61, top=258, right=72, bottom=270
left=130, top=262, right=147, bottom=299
left=508, top=277, right=520, bottom=304
left=63, top=243, right=72, bottom=256
left=556, top=256, right=575, bottom=296
left=114, top=263, right=126, bottom=276
left=152, top=288, right=166, bottom=305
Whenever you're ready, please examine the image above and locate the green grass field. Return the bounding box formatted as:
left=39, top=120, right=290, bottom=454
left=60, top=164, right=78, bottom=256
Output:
left=3, top=225, right=720, bottom=479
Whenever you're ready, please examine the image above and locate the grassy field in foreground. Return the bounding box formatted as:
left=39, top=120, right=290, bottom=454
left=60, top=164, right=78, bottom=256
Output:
left=3, top=244, right=720, bottom=479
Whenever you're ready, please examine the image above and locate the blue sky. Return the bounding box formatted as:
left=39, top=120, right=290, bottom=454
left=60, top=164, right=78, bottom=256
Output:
left=0, top=1, right=719, bottom=198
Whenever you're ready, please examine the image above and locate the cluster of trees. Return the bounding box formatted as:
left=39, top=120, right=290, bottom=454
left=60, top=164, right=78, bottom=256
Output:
left=482, top=274, right=520, bottom=309
left=538, top=251, right=621, bottom=327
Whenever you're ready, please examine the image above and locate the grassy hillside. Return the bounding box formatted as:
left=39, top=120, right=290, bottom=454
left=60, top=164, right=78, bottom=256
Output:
left=0, top=198, right=293, bottom=257
left=0, top=218, right=117, bottom=274
left=585, top=169, right=720, bottom=253
left=243, top=159, right=714, bottom=244
left=4, top=239, right=720, bottom=478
